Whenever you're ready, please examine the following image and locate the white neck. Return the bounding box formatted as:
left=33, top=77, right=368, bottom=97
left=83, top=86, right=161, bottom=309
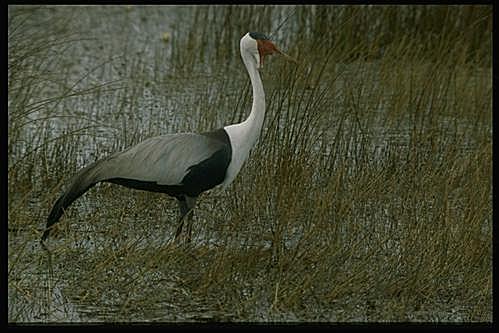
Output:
left=239, top=48, right=266, bottom=143
left=222, top=39, right=266, bottom=187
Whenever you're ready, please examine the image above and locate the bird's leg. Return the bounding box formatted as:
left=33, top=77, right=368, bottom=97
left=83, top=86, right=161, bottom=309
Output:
left=184, top=196, right=197, bottom=243
left=174, top=196, right=197, bottom=243
left=174, top=199, right=189, bottom=240
left=185, top=210, right=194, bottom=243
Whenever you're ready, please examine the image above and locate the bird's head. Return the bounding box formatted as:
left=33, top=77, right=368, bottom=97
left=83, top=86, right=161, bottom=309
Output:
left=241, top=32, right=297, bottom=69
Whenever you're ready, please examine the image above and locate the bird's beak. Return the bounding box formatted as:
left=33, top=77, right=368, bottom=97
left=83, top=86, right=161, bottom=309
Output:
left=257, top=40, right=297, bottom=68
left=275, top=47, right=298, bottom=64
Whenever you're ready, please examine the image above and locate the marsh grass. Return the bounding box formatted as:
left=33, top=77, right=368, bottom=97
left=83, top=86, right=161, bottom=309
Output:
left=8, top=5, right=492, bottom=322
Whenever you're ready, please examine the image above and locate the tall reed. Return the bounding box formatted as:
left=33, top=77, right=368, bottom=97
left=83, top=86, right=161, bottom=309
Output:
left=8, top=5, right=491, bottom=322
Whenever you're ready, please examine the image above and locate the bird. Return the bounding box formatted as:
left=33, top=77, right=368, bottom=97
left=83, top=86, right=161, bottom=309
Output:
left=41, top=32, right=296, bottom=244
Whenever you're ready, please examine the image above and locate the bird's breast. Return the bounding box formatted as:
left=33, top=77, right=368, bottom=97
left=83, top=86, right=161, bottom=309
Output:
left=222, top=123, right=258, bottom=188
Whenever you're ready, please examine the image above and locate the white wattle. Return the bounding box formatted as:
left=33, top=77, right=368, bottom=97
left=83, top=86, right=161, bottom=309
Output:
left=222, top=33, right=265, bottom=188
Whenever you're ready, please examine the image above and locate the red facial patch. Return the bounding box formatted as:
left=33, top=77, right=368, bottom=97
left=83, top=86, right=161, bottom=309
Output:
left=257, top=39, right=278, bottom=66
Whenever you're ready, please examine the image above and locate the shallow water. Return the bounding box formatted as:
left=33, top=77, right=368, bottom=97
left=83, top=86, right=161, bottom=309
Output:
left=9, top=5, right=492, bottom=323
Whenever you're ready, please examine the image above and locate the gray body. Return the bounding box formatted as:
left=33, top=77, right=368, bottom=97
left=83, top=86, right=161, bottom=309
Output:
left=42, top=128, right=231, bottom=241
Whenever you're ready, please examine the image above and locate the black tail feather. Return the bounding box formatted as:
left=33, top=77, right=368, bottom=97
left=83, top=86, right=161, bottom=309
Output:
left=41, top=163, right=101, bottom=242
left=41, top=195, right=65, bottom=241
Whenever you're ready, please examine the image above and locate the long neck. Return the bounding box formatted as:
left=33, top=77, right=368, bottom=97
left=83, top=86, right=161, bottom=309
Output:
left=239, top=51, right=265, bottom=145
left=220, top=46, right=266, bottom=187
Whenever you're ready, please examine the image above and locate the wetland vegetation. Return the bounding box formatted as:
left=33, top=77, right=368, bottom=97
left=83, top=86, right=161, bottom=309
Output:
left=8, top=5, right=492, bottom=322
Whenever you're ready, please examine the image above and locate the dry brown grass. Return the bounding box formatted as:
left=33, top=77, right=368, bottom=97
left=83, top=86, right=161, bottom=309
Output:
left=8, top=5, right=492, bottom=322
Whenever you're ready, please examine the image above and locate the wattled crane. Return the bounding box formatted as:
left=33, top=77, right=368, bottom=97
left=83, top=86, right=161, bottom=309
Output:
left=41, top=32, right=295, bottom=243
